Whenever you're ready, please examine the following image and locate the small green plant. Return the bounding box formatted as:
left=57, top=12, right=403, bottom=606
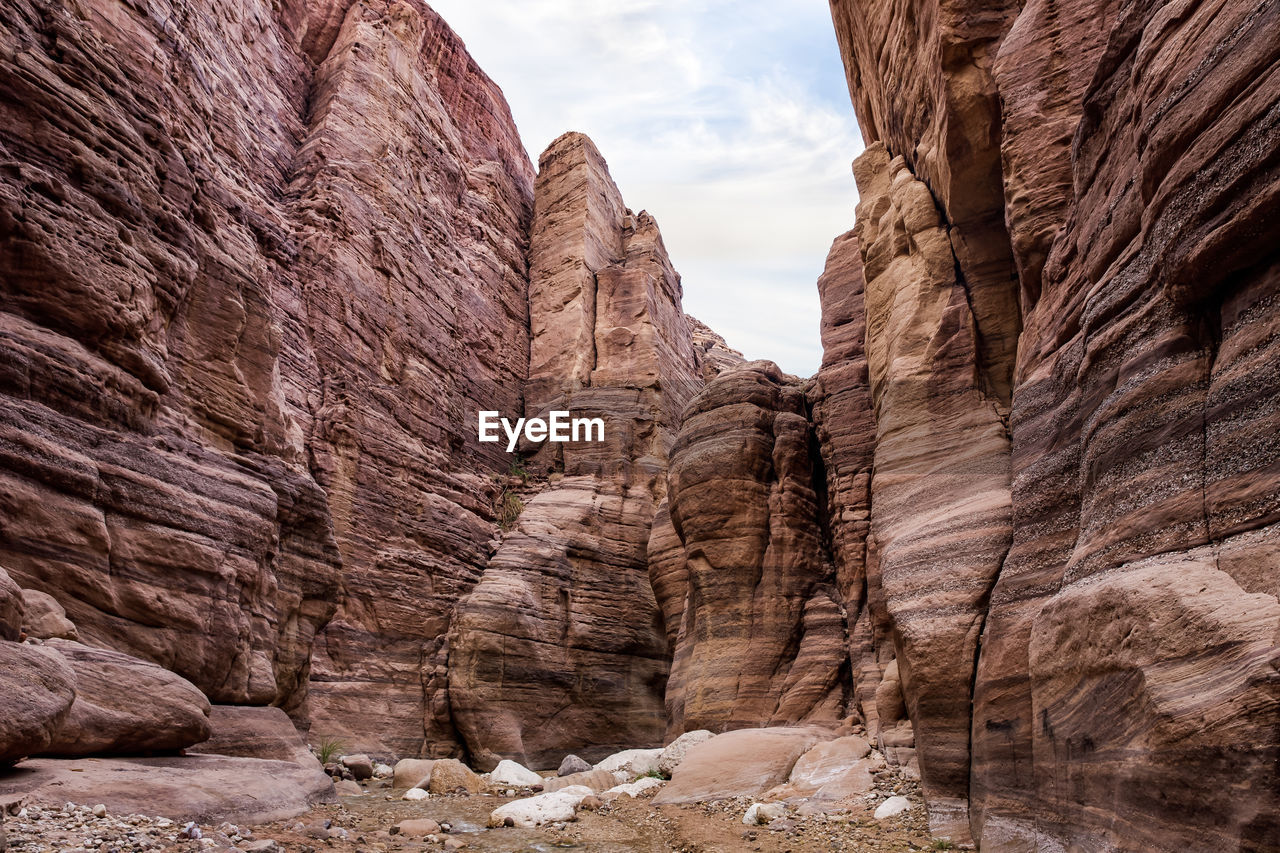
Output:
left=499, top=490, right=524, bottom=530
left=315, top=735, right=345, bottom=764
left=507, top=458, right=529, bottom=482
left=639, top=768, right=665, bottom=780
left=930, top=839, right=956, bottom=850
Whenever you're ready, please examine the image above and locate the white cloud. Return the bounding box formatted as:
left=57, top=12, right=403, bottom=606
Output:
left=429, top=0, right=864, bottom=376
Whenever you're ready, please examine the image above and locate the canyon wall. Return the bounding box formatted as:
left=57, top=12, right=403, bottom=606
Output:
left=449, top=132, right=722, bottom=770
left=826, top=0, right=1280, bottom=847
left=0, top=0, right=532, bottom=756
left=0, top=0, right=741, bottom=767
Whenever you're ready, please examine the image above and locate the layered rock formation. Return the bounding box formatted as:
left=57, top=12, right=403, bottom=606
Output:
left=449, top=133, right=721, bottom=770
left=825, top=0, right=1280, bottom=846
left=0, top=0, right=532, bottom=759
left=654, top=362, right=848, bottom=735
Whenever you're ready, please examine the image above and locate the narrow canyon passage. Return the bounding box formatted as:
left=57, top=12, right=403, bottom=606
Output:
left=0, top=0, right=1277, bottom=851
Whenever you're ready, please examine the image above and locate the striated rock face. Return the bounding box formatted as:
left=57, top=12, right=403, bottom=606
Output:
left=0, top=567, right=22, bottom=641
left=40, top=639, right=212, bottom=757
left=449, top=133, right=703, bottom=770
left=851, top=142, right=1014, bottom=839
left=806, top=232, right=896, bottom=747
left=281, top=1, right=534, bottom=757
left=828, top=0, right=1280, bottom=846
left=0, top=0, right=343, bottom=713
left=828, top=0, right=1021, bottom=407
left=686, top=315, right=746, bottom=381
left=0, top=0, right=532, bottom=757
left=188, top=705, right=320, bottom=768
left=0, top=641, right=76, bottom=764
left=656, top=361, right=848, bottom=735
left=969, top=0, right=1280, bottom=845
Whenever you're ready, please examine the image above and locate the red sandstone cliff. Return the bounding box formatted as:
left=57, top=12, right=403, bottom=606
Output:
left=814, top=0, right=1280, bottom=846
left=0, top=0, right=532, bottom=756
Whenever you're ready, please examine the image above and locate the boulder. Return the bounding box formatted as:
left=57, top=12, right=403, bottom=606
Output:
left=340, top=754, right=374, bottom=781
left=395, top=818, right=441, bottom=838
left=743, top=802, right=786, bottom=826
left=392, top=758, right=434, bottom=789
left=18, top=591, right=77, bottom=641
left=786, top=736, right=872, bottom=794
left=0, top=569, right=22, bottom=641
left=402, top=788, right=429, bottom=801
left=0, top=755, right=335, bottom=825
left=593, top=748, right=662, bottom=780
left=489, top=759, right=542, bottom=787
left=487, top=785, right=595, bottom=828
left=874, top=796, right=911, bottom=820
left=657, top=730, right=713, bottom=777
left=187, top=706, right=319, bottom=768
left=40, top=639, right=211, bottom=756
left=557, top=754, right=592, bottom=776
left=602, top=777, right=664, bottom=799
left=0, top=642, right=76, bottom=764
left=334, top=780, right=362, bottom=796
left=426, top=759, right=483, bottom=794
left=542, top=769, right=620, bottom=794
left=654, top=727, right=829, bottom=804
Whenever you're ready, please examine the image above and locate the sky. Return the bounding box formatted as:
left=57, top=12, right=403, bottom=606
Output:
left=429, top=0, right=864, bottom=377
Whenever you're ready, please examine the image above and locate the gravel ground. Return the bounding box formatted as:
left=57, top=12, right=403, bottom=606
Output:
left=3, top=768, right=950, bottom=852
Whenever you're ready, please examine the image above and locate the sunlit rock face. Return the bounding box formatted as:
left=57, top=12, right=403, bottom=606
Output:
left=448, top=132, right=732, bottom=771
left=0, top=0, right=532, bottom=754
left=828, top=0, right=1280, bottom=845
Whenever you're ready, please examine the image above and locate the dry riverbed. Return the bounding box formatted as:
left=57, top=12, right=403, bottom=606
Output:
left=4, top=784, right=938, bottom=853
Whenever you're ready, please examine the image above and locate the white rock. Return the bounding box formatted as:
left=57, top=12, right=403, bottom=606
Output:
left=873, top=795, right=911, bottom=820
left=489, top=759, right=542, bottom=787
left=743, top=802, right=786, bottom=826
left=657, top=730, right=714, bottom=777
left=592, top=748, right=662, bottom=780
left=602, top=777, right=665, bottom=798
left=402, top=788, right=430, bottom=801
left=488, top=785, right=594, bottom=828
left=373, top=763, right=393, bottom=779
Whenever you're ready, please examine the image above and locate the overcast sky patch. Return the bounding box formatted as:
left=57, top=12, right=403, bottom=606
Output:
left=429, top=0, right=864, bottom=376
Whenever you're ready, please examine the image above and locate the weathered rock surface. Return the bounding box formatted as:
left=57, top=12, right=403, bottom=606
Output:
left=0, top=0, right=532, bottom=759
left=850, top=143, right=1014, bottom=839
left=807, top=230, right=897, bottom=745
left=18, top=590, right=77, bottom=641
left=449, top=133, right=704, bottom=770
left=425, top=758, right=484, bottom=795
left=593, top=748, right=663, bottom=780
left=392, top=758, right=435, bottom=790
left=0, top=642, right=76, bottom=764
left=557, top=755, right=592, bottom=777
left=186, top=705, right=318, bottom=768
left=657, top=363, right=847, bottom=733
left=542, top=768, right=619, bottom=794
left=0, top=569, right=21, bottom=641
left=488, top=786, right=595, bottom=828
left=40, top=639, right=212, bottom=757
left=489, top=759, right=542, bottom=788
left=339, top=754, right=373, bottom=781
left=828, top=0, right=1021, bottom=407
left=826, top=0, right=1280, bottom=845
left=0, top=755, right=335, bottom=825
left=653, top=727, right=829, bottom=805
left=657, top=729, right=714, bottom=777
left=686, top=315, right=746, bottom=381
